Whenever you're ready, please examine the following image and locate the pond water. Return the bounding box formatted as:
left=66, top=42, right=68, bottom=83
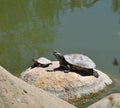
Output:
left=0, top=0, right=120, bottom=107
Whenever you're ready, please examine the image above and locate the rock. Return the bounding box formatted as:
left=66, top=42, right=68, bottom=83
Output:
left=20, top=61, right=112, bottom=101
left=0, top=65, right=77, bottom=108
left=87, top=93, right=120, bottom=108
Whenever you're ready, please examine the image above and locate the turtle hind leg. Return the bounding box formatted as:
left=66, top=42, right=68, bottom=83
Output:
left=93, top=70, right=99, bottom=78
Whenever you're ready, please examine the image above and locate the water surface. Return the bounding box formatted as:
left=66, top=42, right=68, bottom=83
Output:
left=0, top=0, right=120, bottom=107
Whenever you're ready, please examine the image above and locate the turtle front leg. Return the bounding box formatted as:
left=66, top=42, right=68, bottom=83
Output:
left=64, top=64, right=71, bottom=73
left=31, top=62, right=40, bottom=69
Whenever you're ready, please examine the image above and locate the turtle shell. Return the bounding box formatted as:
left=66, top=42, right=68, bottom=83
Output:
left=64, top=54, right=96, bottom=69
left=35, top=57, right=51, bottom=65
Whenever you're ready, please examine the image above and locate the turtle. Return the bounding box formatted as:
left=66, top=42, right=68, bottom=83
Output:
left=113, top=57, right=120, bottom=72
left=31, top=57, right=52, bottom=69
left=53, top=51, right=99, bottom=78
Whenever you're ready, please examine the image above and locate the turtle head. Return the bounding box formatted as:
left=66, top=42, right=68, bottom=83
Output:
left=53, top=51, right=64, bottom=61
left=32, top=58, right=37, bottom=62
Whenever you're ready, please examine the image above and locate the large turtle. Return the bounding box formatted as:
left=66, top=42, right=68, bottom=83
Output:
left=31, top=57, right=52, bottom=69
left=53, top=51, right=99, bottom=78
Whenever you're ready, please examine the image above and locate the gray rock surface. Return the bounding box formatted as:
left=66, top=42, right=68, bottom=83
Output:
left=0, top=65, right=77, bottom=108
left=20, top=61, right=112, bottom=101
left=88, top=93, right=120, bottom=108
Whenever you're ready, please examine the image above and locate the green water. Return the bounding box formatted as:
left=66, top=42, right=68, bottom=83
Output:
left=0, top=0, right=120, bottom=107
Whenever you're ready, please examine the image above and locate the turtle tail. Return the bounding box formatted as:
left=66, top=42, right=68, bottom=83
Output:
left=93, top=70, right=99, bottom=78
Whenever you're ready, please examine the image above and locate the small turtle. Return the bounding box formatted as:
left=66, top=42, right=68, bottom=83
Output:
left=31, top=57, right=52, bottom=68
left=53, top=51, right=99, bottom=78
